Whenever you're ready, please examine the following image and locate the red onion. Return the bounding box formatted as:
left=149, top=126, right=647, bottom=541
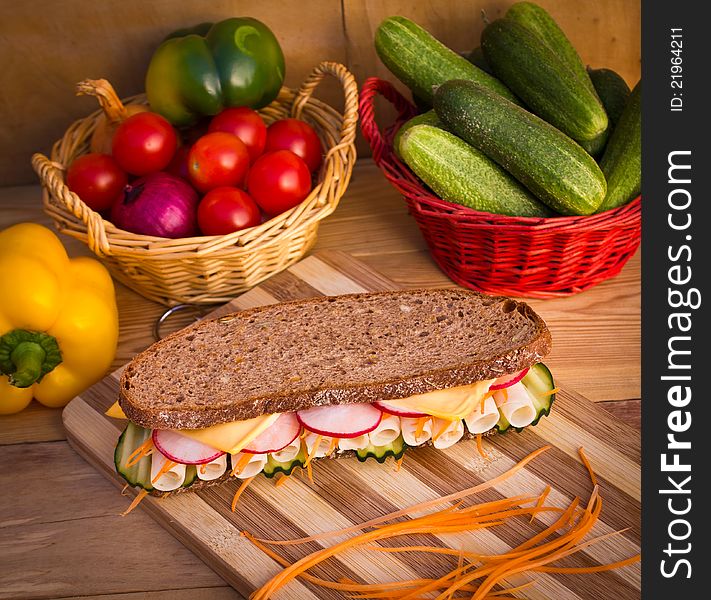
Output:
left=110, top=172, right=199, bottom=238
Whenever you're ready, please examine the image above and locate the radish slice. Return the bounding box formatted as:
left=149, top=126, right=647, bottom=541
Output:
left=489, top=367, right=530, bottom=391
left=297, top=403, right=382, bottom=438
left=243, top=412, right=300, bottom=454
left=373, top=400, right=428, bottom=418
left=152, top=429, right=224, bottom=465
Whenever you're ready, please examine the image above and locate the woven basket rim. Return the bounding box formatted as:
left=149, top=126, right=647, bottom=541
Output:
left=359, top=76, right=641, bottom=230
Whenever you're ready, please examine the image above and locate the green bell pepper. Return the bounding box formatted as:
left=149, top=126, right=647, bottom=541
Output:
left=146, top=17, right=285, bottom=126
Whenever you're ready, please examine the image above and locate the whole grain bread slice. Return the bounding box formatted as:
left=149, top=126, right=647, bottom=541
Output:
left=119, top=289, right=552, bottom=429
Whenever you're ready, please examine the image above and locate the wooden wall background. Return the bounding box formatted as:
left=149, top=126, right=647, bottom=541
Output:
left=0, top=0, right=640, bottom=187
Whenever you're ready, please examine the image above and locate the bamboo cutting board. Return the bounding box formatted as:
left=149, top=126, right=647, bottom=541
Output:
left=63, top=251, right=640, bottom=600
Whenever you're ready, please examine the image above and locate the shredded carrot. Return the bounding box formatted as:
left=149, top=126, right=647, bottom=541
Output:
left=544, top=387, right=560, bottom=396
left=120, top=484, right=129, bottom=496
left=578, top=447, right=598, bottom=487
left=530, top=485, right=551, bottom=524
left=126, top=437, right=153, bottom=467
left=151, top=459, right=177, bottom=484
left=415, top=417, right=428, bottom=439
left=200, top=463, right=208, bottom=474
left=487, top=580, right=536, bottom=596
left=231, top=453, right=253, bottom=477
left=231, top=476, right=255, bottom=511
left=306, top=460, right=314, bottom=483
left=475, top=434, right=488, bottom=459
left=275, top=473, right=292, bottom=488
left=119, top=488, right=149, bottom=516
left=253, top=446, right=551, bottom=546
left=303, top=434, right=323, bottom=468
left=394, top=456, right=404, bottom=472
left=246, top=444, right=640, bottom=600
left=433, top=419, right=453, bottom=442
left=328, top=437, right=339, bottom=455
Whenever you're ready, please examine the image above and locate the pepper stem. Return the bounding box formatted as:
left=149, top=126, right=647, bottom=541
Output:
left=0, top=330, right=62, bottom=388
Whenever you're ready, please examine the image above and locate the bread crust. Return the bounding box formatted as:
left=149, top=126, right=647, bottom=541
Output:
left=119, top=289, right=552, bottom=429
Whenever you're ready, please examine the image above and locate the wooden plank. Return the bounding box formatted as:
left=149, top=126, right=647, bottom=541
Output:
left=48, top=253, right=640, bottom=600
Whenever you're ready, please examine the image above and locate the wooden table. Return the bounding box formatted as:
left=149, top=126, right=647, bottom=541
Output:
left=0, top=160, right=640, bottom=600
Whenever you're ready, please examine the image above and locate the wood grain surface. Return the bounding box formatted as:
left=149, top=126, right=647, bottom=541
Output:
left=61, top=252, right=640, bottom=600
left=2, top=0, right=640, bottom=185
left=0, top=159, right=640, bottom=599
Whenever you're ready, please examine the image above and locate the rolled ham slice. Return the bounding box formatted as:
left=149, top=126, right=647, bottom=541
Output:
left=230, top=452, right=268, bottom=479
left=400, top=416, right=433, bottom=447
left=303, top=431, right=337, bottom=458
left=431, top=418, right=465, bottom=450
left=196, top=454, right=227, bottom=481
left=368, top=413, right=401, bottom=446
left=464, top=396, right=500, bottom=434
left=270, top=437, right=302, bottom=463
left=338, top=434, right=370, bottom=452
left=150, top=450, right=186, bottom=491
left=493, top=381, right=537, bottom=428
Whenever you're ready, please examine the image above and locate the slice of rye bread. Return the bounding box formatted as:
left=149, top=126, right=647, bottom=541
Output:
left=119, top=289, right=552, bottom=429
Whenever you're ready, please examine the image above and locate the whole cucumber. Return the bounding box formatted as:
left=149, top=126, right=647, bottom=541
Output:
left=481, top=19, right=608, bottom=145
left=597, top=82, right=641, bottom=212
left=506, top=2, right=597, bottom=95
left=588, top=67, right=632, bottom=129
left=434, top=79, right=607, bottom=215
left=393, top=110, right=445, bottom=158
left=374, top=16, right=518, bottom=105
left=399, top=124, right=552, bottom=217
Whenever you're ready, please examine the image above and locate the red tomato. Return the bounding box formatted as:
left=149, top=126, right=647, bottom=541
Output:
left=111, top=112, right=178, bottom=176
left=188, top=132, right=250, bottom=193
left=197, top=187, right=262, bottom=235
left=166, top=145, right=191, bottom=181
left=208, top=107, right=267, bottom=163
left=247, top=150, right=312, bottom=216
left=66, top=153, right=127, bottom=212
left=265, top=118, right=323, bottom=172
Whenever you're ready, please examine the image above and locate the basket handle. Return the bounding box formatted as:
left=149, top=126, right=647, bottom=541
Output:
left=291, top=61, right=359, bottom=164
left=358, top=77, right=417, bottom=166
left=31, top=152, right=113, bottom=256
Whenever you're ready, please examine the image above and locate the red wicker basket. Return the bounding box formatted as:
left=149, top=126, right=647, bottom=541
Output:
left=359, top=77, right=641, bottom=298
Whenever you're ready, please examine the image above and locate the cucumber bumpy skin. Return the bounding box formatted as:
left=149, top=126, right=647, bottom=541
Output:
left=481, top=18, right=608, bottom=145
left=393, top=111, right=445, bottom=159
left=597, top=82, right=641, bottom=212
left=588, top=67, right=632, bottom=130
left=434, top=79, right=607, bottom=215
left=374, top=16, right=518, bottom=105
left=399, top=125, right=552, bottom=217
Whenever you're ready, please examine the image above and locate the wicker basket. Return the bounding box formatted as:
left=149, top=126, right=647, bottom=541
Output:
left=32, top=61, right=358, bottom=306
left=359, top=77, right=641, bottom=298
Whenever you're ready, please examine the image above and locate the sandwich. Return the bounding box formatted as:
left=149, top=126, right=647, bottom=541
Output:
left=106, top=289, right=556, bottom=504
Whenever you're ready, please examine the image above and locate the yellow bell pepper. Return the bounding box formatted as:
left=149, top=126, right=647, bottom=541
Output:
left=0, top=223, right=118, bottom=414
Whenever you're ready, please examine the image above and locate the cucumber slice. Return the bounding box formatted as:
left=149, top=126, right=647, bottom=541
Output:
left=263, top=447, right=306, bottom=479
left=115, top=422, right=154, bottom=491
left=115, top=422, right=200, bottom=491
left=495, top=363, right=556, bottom=433
left=356, top=434, right=406, bottom=463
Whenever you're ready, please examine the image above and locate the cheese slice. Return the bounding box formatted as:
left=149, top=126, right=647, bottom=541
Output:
left=382, top=379, right=496, bottom=420
left=179, top=413, right=280, bottom=455
left=105, top=401, right=127, bottom=419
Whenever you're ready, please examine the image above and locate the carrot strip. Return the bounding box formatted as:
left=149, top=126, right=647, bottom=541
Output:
left=126, top=438, right=153, bottom=467
left=253, top=446, right=551, bottom=546
left=578, top=447, right=598, bottom=487
left=303, top=434, right=323, bottom=468
left=475, top=434, right=488, bottom=459
left=487, top=580, right=536, bottom=596
left=151, top=459, right=177, bottom=484
left=395, top=456, right=404, bottom=472
left=433, top=419, right=453, bottom=442
left=415, top=417, right=428, bottom=439
left=530, top=485, right=551, bottom=524
left=230, top=453, right=253, bottom=477
left=539, top=554, right=641, bottom=574
left=328, top=437, right=340, bottom=455
left=119, top=488, right=149, bottom=516
left=275, top=473, right=291, bottom=488
left=200, top=463, right=208, bottom=474
left=231, top=476, right=255, bottom=511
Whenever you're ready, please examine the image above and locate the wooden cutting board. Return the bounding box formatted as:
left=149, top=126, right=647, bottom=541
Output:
left=63, top=251, right=640, bottom=600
